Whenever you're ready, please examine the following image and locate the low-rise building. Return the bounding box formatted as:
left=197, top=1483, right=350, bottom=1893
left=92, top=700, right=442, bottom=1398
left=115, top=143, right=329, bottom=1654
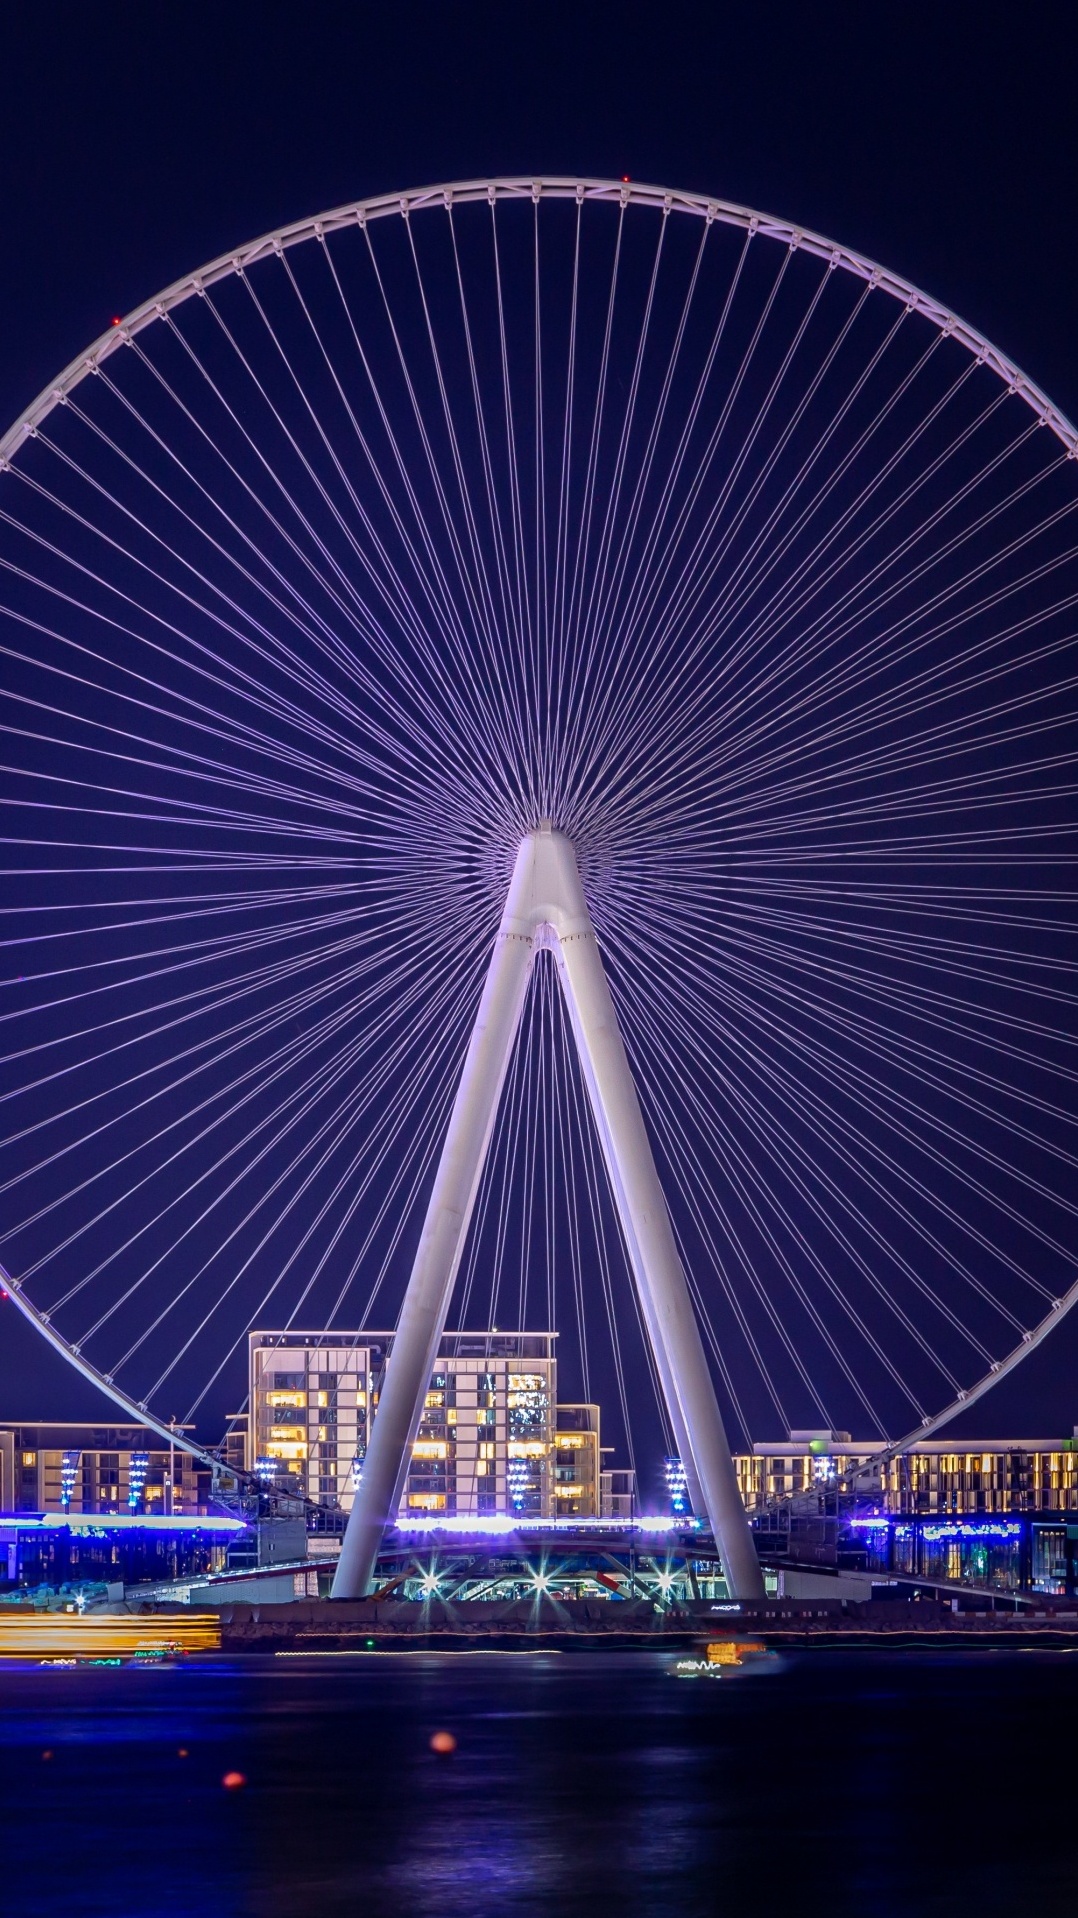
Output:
left=0, top=1422, right=207, bottom=1517
left=733, top=1429, right=1078, bottom=1514
left=0, top=1511, right=243, bottom=1595
left=600, top=1464, right=636, bottom=1520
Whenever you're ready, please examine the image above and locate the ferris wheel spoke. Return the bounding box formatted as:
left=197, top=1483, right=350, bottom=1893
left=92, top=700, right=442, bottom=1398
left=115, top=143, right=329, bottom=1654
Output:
left=25, top=408, right=453, bottom=765
left=707, top=902, right=1078, bottom=1091
left=0, top=889, right=489, bottom=1174
left=603, top=435, right=1068, bottom=831
left=557, top=202, right=628, bottom=749
left=573, top=203, right=670, bottom=670
left=608, top=917, right=974, bottom=1370
left=651, top=889, right=1078, bottom=1214
left=622, top=992, right=851, bottom=1429
left=558, top=226, right=797, bottom=800
left=683, top=938, right=1077, bottom=1286
left=317, top=224, right=522, bottom=707
left=627, top=982, right=970, bottom=1433
left=184, top=1044, right=466, bottom=1427
left=561, top=253, right=919, bottom=797
left=109, top=352, right=508, bottom=787
left=710, top=456, right=1075, bottom=777
left=0, top=562, right=473, bottom=833
left=356, top=217, right=510, bottom=686
left=609, top=956, right=1011, bottom=1446
left=570, top=219, right=717, bottom=761
left=1, top=904, right=487, bottom=1245
left=604, top=899, right=1061, bottom=1310
left=51, top=938, right=478, bottom=1381
left=150, top=297, right=517, bottom=790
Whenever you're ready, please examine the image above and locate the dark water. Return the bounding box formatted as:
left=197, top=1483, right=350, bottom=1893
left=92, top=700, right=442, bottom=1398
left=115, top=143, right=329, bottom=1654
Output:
left=1, top=1649, right=1075, bottom=1916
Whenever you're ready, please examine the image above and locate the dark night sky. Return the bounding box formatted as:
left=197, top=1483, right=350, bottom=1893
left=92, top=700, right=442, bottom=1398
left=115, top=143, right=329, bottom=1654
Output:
left=2, top=2, right=1077, bottom=1436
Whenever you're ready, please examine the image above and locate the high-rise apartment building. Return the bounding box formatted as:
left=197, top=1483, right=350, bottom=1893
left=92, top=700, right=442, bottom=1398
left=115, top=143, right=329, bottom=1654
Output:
left=248, top=1329, right=573, bottom=1519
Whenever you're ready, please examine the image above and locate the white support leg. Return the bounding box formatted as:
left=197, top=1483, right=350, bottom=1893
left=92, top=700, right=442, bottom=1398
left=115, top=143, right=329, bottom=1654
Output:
left=332, top=825, right=763, bottom=1603
left=542, top=840, right=764, bottom=1603
left=330, top=864, right=537, bottom=1600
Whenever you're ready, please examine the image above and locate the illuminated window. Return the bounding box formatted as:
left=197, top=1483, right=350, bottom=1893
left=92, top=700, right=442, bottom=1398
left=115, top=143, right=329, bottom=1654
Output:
left=22, top=1451, right=36, bottom=1467
left=412, top=1440, right=448, bottom=1460
left=425, top=1391, right=445, bottom=1408
left=266, top=1390, right=306, bottom=1408
left=407, top=1493, right=446, bottom=1510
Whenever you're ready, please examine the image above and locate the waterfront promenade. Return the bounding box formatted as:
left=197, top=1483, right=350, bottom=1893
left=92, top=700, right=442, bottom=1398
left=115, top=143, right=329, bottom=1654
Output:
left=197, top=1594, right=1078, bottom=1654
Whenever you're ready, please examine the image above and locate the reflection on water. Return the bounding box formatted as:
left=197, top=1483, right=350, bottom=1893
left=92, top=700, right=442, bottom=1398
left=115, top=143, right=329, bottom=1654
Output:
left=1, top=1649, right=1076, bottom=1917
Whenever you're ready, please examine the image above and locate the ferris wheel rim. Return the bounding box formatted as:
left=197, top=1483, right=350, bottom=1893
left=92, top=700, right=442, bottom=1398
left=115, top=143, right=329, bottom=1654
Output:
left=2, top=174, right=1076, bottom=473
left=0, top=1258, right=222, bottom=1468
left=2, top=175, right=1077, bottom=1473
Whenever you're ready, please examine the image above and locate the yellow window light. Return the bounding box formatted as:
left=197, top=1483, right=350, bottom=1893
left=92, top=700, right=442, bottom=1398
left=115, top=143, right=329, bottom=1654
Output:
left=266, top=1390, right=306, bottom=1408
left=411, top=1439, right=448, bottom=1460
left=407, top=1493, right=446, bottom=1510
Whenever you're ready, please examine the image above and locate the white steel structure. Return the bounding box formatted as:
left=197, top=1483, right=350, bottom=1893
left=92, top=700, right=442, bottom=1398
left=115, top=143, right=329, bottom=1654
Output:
left=2, top=179, right=1078, bottom=1545
left=332, top=826, right=763, bottom=1598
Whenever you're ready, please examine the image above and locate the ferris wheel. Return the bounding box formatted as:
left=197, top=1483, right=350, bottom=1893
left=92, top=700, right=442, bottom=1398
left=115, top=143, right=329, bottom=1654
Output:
left=1, top=178, right=1077, bottom=1518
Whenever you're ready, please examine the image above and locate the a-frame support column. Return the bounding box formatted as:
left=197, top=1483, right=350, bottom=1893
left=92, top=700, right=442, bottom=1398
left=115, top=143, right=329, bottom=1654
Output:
left=331, top=826, right=764, bottom=1602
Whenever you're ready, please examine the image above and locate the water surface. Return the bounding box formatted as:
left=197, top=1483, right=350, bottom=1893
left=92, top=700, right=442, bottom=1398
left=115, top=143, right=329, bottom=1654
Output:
left=1, top=1649, right=1073, bottom=1916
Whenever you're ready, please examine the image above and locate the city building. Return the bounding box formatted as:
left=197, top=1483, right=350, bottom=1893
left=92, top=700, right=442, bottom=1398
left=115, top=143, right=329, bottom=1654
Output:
left=0, top=1422, right=211, bottom=1517
left=0, top=1511, right=244, bottom=1595
left=600, top=1465, right=636, bottom=1520
left=249, top=1329, right=583, bottom=1519
left=552, top=1405, right=601, bottom=1517
left=732, top=1430, right=1078, bottom=1515
left=841, top=1512, right=1078, bottom=1599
